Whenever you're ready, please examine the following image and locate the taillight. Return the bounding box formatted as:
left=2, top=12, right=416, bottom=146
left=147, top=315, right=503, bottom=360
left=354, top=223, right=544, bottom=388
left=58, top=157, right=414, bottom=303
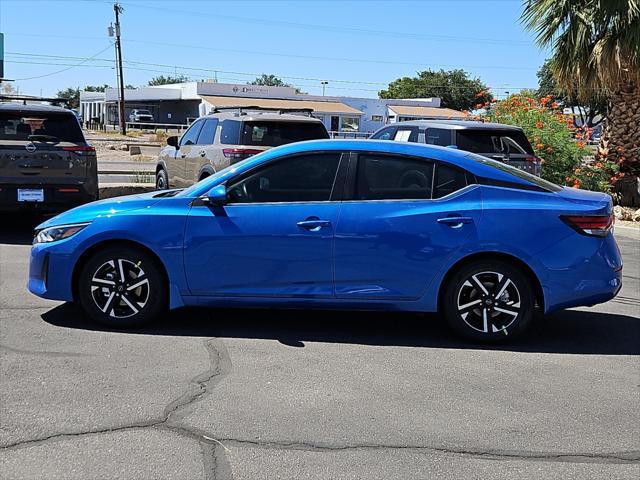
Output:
left=222, top=148, right=262, bottom=162
left=525, top=155, right=541, bottom=164
left=62, top=146, right=95, bottom=153
left=57, top=187, right=80, bottom=193
left=561, top=214, right=613, bottom=237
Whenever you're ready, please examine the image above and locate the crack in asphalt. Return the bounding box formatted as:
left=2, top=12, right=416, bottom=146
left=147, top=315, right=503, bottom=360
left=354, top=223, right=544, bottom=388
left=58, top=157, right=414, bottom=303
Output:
left=0, top=335, right=234, bottom=480
left=1, top=332, right=638, bottom=476
left=215, top=438, right=640, bottom=465
left=0, top=344, right=89, bottom=358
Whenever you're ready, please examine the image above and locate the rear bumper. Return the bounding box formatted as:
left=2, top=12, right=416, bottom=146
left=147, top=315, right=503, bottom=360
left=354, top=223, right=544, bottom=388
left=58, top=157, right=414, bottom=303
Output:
left=0, top=182, right=98, bottom=212
left=541, top=233, right=623, bottom=313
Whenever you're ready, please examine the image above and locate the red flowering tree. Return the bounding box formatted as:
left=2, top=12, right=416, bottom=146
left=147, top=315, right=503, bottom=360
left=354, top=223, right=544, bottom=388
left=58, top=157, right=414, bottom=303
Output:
left=484, top=94, right=619, bottom=192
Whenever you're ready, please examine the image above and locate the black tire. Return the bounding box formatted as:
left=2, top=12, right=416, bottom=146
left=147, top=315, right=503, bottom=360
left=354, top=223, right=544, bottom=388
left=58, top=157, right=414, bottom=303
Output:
left=442, top=260, right=535, bottom=343
left=156, top=169, right=168, bottom=190
left=77, top=246, right=167, bottom=328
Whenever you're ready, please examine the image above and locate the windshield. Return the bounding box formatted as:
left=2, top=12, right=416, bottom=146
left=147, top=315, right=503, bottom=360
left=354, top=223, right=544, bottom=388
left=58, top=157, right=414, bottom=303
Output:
left=466, top=152, right=562, bottom=192
left=0, top=111, right=85, bottom=142
left=241, top=121, right=329, bottom=147
left=137, top=110, right=151, bottom=115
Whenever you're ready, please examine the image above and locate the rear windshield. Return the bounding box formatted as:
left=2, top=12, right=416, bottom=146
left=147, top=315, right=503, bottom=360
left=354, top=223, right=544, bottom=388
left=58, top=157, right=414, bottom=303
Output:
left=468, top=153, right=562, bottom=192
left=0, top=111, right=85, bottom=143
left=240, top=121, right=329, bottom=147
left=456, top=130, right=534, bottom=155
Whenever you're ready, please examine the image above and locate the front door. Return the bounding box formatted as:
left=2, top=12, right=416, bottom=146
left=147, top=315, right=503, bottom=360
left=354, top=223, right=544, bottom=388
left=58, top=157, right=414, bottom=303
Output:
left=334, top=153, right=481, bottom=300
left=183, top=151, right=344, bottom=297
left=173, top=120, right=204, bottom=187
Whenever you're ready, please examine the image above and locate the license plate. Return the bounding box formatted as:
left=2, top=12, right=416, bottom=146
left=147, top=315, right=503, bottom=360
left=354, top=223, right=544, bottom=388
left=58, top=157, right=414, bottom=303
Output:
left=18, top=189, right=44, bottom=202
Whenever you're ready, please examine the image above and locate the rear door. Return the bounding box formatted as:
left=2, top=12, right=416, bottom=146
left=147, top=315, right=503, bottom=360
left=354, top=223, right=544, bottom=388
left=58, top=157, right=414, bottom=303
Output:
left=0, top=110, right=91, bottom=192
left=334, top=152, right=481, bottom=300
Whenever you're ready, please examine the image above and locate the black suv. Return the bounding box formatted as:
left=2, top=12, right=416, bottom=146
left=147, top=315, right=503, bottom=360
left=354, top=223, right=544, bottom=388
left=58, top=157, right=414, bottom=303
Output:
left=370, top=120, right=541, bottom=175
left=0, top=103, right=98, bottom=212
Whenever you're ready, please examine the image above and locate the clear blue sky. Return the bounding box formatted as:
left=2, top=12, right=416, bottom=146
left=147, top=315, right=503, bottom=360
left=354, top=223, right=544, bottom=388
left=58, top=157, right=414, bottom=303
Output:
left=0, top=0, right=550, bottom=99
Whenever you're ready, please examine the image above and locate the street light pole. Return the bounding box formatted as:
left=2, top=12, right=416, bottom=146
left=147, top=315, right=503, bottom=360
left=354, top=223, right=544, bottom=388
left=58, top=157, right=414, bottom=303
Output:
left=321, top=81, right=328, bottom=96
left=113, top=3, right=126, bottom=135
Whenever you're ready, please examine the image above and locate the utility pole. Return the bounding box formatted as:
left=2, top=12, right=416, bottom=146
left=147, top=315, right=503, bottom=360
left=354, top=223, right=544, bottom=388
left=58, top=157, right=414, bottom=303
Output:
left=113, top=3, right=126, bottom=135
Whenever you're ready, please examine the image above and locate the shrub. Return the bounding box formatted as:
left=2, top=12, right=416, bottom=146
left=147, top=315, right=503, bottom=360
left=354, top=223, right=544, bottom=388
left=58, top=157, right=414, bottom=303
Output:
left=484, top=94, right=619, bottom=192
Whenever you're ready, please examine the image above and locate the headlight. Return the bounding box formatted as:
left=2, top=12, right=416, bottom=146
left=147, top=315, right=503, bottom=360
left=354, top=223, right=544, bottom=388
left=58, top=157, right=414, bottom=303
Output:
left=34, top=223, right=90, bottom=244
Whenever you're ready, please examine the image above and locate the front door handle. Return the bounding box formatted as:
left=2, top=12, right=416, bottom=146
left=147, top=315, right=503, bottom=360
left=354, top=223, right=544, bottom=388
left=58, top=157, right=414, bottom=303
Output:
left=437, top=216, right=473, bottom=227
left=297, top=219, right=332, bottom=231
left=199, top=151, right=206, bottom=157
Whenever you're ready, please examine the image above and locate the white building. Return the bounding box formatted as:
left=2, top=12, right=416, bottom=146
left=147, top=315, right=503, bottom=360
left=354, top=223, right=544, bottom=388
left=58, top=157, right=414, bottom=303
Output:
left=80, top=81, right=467, bottom=133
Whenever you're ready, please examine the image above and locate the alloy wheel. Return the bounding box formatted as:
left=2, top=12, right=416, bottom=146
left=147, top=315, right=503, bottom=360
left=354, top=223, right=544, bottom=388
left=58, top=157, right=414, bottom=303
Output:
left=90, top=259, right=150, bottom=319
left=456, top=271, right=521, bottom=335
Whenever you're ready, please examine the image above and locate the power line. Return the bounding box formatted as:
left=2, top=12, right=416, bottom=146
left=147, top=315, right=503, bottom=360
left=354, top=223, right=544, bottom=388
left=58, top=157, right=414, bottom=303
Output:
left=12, top=44, right=114, bottom=81
left=4, top=35, right=537, bottom=71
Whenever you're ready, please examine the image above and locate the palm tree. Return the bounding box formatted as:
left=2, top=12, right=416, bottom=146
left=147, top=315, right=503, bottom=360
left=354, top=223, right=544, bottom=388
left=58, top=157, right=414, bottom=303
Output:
left=522, top=0, right=639, bottom=183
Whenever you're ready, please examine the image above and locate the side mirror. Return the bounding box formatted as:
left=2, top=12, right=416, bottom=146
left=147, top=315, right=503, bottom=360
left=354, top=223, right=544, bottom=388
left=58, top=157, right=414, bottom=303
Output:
left=206, top=185, right=227, bottom=206
left=167, top=136, right=179, bottom=148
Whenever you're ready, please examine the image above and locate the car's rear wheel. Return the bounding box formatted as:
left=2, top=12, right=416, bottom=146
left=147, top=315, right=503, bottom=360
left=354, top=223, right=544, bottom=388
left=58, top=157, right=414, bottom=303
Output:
left=77, top=246, right=166, bottom=327
left=156, top=169, right=168, bottom=190
left=442, top=260, right=534, bottom=342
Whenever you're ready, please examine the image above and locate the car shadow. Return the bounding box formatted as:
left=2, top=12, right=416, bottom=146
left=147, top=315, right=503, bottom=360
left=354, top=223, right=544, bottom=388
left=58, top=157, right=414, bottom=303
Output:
left=42, top=303, right=640, bottom=356
left=1, top=213, right=51, bottom=246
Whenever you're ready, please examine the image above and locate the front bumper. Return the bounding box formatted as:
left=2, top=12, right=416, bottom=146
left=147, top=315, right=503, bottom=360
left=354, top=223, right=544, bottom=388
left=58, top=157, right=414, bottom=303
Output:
left=28, top=239, right=77, bottom=302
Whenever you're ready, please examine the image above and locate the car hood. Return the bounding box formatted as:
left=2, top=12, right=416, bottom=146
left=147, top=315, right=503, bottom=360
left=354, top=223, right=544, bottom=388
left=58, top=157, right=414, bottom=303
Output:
left=37, top=191, right=163, bottom=229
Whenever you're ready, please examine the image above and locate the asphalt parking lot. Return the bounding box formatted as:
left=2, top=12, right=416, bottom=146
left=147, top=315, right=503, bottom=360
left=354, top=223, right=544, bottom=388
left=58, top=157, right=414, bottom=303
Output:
left=0, top=216, right=638, bottom=480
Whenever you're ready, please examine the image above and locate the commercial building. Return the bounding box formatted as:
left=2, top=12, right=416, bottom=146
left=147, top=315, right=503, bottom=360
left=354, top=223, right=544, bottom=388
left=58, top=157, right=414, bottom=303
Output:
left=79, top=81, right=467, bottom=134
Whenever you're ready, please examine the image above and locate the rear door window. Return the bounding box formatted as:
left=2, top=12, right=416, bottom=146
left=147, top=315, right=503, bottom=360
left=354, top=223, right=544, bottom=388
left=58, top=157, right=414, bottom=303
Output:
left=0, top=111, right=84, bottom=142
left=355, top=154, right=434, bottom=200
left=424, top=128, right=452, bottom=146
left=220, top=119, right=242, bottom=145
left=240, top=121, right=329, bottom=147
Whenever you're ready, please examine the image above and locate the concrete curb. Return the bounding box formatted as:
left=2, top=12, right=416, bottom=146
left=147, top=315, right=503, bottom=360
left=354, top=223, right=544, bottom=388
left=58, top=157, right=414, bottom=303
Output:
left=99, top=184, right=155, bottom=199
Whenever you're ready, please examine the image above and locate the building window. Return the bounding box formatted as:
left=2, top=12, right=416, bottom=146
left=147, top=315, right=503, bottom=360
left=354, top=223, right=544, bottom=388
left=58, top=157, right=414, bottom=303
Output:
left=341, top=116, right=360, bottom=132
left=371, top=115, right=383, bottom=122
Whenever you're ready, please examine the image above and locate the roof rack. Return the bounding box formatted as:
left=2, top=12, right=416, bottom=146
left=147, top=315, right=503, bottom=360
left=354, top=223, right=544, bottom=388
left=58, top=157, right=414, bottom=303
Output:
left=210, top=105, right=315, bottom=117
left=0, top=95, right=70, bottom=106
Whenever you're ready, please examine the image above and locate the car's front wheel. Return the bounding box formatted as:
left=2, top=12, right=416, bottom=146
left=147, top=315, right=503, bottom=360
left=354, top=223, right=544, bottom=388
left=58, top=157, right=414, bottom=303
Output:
left=77, top=246, right=166, bottom=327
left=442, top=260, right=535, bottom=342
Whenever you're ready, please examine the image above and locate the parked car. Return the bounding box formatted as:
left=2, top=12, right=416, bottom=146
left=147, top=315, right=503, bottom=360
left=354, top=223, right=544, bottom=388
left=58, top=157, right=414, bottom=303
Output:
left=0, top=103, right=98, bottom=212
left=29, top=140, right=621, bottom=343
left=155, top=108, right=329, bottom=189
left=128, top=109, right=154, bottom=123
left=371, top=120, right=542, bottom=176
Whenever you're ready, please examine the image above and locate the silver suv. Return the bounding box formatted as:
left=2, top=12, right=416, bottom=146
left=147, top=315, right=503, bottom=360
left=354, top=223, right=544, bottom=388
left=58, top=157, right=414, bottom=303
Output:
left=129, top=109, right=154, bottom=123
left=155, top=108, right=329, bottom=189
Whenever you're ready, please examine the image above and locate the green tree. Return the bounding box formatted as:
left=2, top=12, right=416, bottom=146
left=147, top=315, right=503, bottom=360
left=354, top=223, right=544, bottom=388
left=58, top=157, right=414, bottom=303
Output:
left=147, top=75, right=189, bottom=86
left=56, top=87, right=80, bottom=108
left=248, top=74, right=292, bottom=87
left=536, top=59, right=606, bottom=129
left=522, top=0, right=639, bottom=176
left=84, top=84, right=111, bottom=92
left=378, top=69, right=493, bottom=111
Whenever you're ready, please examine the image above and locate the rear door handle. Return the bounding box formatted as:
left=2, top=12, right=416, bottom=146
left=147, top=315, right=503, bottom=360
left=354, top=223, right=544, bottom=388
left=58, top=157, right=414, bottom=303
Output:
left=297, top=219, right=332, bottom=231
left=437, top=216, right=473, bottom=226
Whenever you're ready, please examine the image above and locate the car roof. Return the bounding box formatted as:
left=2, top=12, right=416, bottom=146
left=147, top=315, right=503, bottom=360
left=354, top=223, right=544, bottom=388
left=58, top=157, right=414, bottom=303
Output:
left=188, top=139, right=541, bottom=197
left=200, top=111, right=323, bottom=123
left=384, top=120, right=523, bottom=131
left=0, top=102, right=73, bottom=114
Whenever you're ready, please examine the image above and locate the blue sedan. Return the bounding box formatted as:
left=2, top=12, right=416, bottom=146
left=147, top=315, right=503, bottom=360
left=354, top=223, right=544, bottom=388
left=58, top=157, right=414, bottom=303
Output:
left=28, top=140, right=622, bottom=342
